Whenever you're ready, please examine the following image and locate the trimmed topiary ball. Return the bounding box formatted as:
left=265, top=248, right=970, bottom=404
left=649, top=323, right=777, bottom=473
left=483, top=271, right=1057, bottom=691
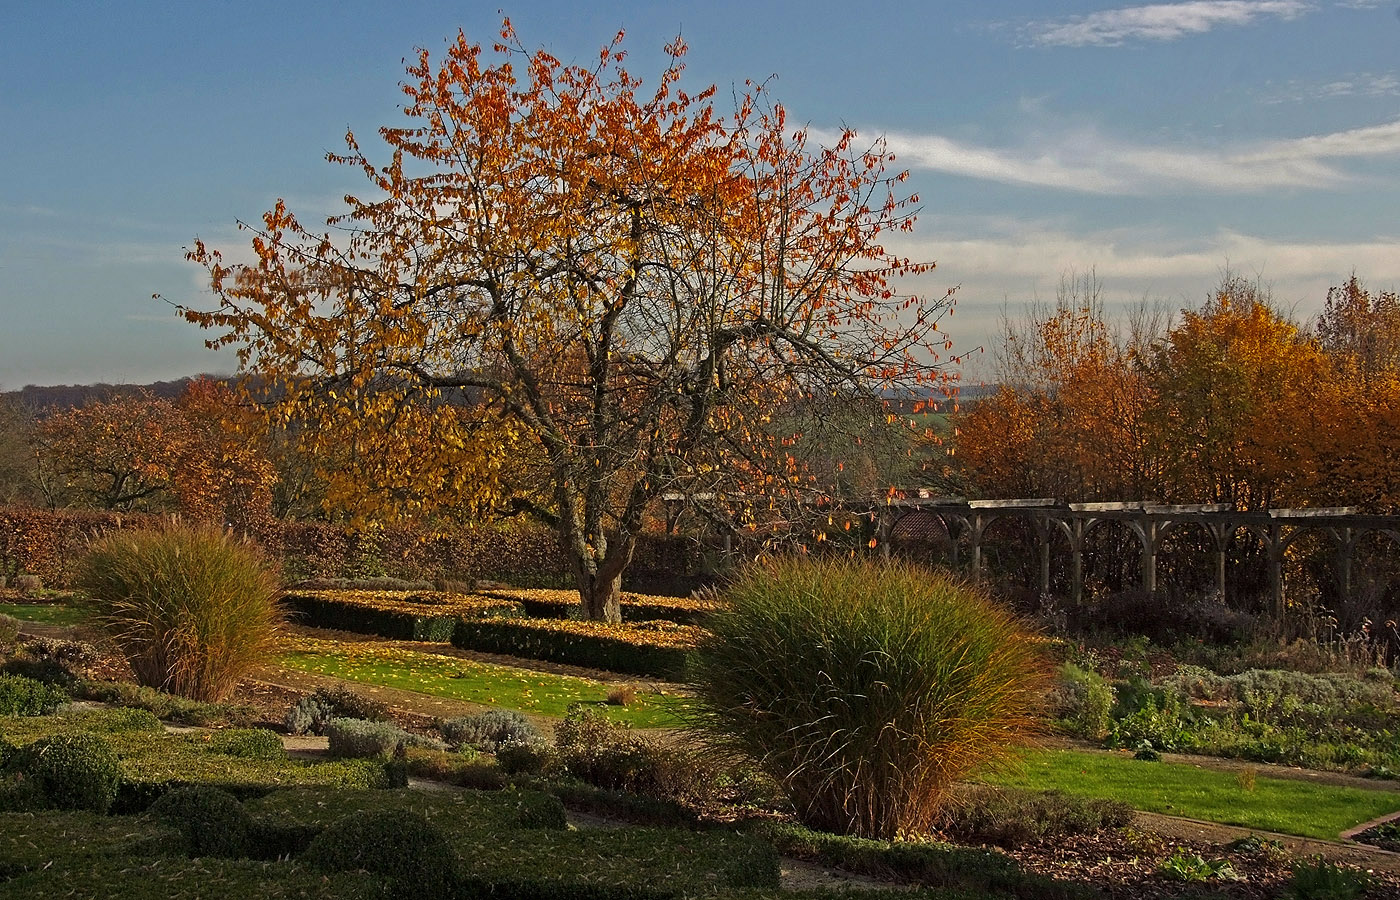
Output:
left=690, top=557, right=1050, bottom=839
left=147, top=785, right=253, bottom=857
left=12, top=732, right=121, bottom=813
left=302, top=807, right=456, bottom=897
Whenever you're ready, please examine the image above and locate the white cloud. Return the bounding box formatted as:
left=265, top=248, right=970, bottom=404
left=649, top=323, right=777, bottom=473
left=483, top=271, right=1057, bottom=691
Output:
left=873, top=117, right=1400, bottom=194
left=883, top=224, right=1400, bottom=376
left=1026, top=1, right=1312, bottom=47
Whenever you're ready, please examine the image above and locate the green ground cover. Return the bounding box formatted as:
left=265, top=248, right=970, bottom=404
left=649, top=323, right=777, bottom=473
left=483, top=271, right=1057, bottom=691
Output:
left=276, top=636, right=687, bottom=728
left=985, top=747, right=1400, bottom=840
left=0, top=602, right=89, bottom=626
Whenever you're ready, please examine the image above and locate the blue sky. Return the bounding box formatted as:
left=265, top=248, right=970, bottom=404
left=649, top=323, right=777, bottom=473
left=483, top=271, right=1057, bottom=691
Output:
left=2, top=0, right=1398, bottom=387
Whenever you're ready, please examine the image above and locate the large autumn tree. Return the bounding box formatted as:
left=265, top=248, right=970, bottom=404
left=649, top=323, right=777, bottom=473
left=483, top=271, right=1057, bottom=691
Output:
left=179, top=23, right=953, bottom=622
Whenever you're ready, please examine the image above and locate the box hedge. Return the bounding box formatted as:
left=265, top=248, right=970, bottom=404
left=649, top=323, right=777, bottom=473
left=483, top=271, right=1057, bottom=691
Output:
left=282, top=590, right=523, bottom=642
left=450, top=617, right=698, bottom=679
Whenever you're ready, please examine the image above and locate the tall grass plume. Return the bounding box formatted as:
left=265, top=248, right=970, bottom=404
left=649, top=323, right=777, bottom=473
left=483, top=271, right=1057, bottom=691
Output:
left=77, top=523, right=281, bottom=701
left=689, top=557, right=1049, bottom=839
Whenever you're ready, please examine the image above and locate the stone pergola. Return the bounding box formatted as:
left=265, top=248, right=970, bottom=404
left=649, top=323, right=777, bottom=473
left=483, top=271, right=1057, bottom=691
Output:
left=874, top=494, right=1400, bottom=614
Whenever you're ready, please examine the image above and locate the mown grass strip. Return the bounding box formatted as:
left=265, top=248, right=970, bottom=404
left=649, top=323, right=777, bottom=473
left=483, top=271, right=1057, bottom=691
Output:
left=984, top=747, right=1400, bottom=840
left=0, top=602, right=90, bottom=626
left=275, top=635, right=687, bottom=728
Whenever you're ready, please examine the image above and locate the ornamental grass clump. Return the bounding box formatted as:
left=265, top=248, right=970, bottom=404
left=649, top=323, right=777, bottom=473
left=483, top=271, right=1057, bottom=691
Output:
left=690, top=557, right=1049, bottom=839
left=77, top=523, right=282, bottom=702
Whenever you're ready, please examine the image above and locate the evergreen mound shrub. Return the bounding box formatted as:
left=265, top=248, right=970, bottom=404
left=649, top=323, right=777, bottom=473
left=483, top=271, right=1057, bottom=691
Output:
left=438, top=708, right=541, bottom=751
left=76, top=524, right=282, bottom=702
left=0, top=672, right=69, bottom=716
left=147, top=785, right=253, bottom=857
left=209, top=728, right=285, bottom=760
left=9, top=732, right=121, bottom=813
left=302, top=807, right=456, bottom=897
left=79, top=680, right=256, bottom=727
left=690, top=557, right=1049, bottom=839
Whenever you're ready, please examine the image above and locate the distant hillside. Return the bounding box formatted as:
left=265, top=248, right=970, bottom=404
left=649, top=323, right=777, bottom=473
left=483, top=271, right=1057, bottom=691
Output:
left=2, top=376, right=230, bottom=413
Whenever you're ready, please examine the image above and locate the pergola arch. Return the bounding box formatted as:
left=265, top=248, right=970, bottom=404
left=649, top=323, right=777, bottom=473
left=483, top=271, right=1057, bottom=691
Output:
left=875, top=495, right=1400, bottom=614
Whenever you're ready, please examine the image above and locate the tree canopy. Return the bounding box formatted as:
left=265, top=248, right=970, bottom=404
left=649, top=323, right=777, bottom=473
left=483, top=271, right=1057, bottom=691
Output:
left=179, top=22, right=955, bottom=620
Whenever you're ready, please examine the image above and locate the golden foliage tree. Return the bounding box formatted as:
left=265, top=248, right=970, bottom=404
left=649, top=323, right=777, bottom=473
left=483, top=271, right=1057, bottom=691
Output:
left=179, top=23, right=953, bottom=621
left=957, top=275, right=1156, bottom=501
left=1145, top=276, right=1329, bottom=509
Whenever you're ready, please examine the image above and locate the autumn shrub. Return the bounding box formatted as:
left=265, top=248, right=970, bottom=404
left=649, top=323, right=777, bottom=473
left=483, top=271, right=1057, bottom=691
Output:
left=554, top=705, right=669, bottom=793
left=76, top=524, right=281, bottom=701
left=690, top=557, right=1049, bottom=839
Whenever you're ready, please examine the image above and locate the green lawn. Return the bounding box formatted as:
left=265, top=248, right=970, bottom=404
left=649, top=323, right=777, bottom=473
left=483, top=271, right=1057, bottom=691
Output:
left=985, top=747, right=1400, bottom=840
left=276, top=637, right=687, bottom=728
left=0, top=602, right=90, bottom=626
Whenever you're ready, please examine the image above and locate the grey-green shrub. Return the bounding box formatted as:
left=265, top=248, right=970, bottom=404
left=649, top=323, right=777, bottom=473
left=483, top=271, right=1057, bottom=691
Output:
left=77, top=524, right=282, bottom=702
left=437, top=709, right=541, bottom=751
left=690, top=557, right=1049, bottom=839
left=324, top=717, right=443, bottom=759
left=147, top=785, right=253, bottom=857
left=303, top=808, right=456, bottom=898
left=286, top=685, right=391, bottom=736
left=9, top=732, right=121, bottom=813
left=0, top=672, right=68, bottom=716
left=0, top=613, right=19, bottom=646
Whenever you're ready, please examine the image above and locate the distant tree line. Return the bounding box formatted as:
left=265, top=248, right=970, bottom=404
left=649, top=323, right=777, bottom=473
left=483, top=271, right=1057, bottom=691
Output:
left=951, top=272, right=1400, bottom=512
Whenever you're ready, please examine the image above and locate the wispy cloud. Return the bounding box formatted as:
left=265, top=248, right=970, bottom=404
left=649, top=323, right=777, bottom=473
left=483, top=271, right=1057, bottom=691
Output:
left=1025, top=1, right=1311, bottom=47
left=1262, top=72, right=1400, bottom=104
left=874, top=117, right=1400, bottom=194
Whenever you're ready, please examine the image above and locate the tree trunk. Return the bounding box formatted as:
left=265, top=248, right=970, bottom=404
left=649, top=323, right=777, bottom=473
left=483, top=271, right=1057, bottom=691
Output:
left=577, top=569, right=624, bottom=624
left=566, top=530, right=635, bottom=624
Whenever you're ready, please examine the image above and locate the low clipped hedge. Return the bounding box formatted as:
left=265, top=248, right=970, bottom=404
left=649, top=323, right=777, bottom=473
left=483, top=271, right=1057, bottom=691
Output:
left=0, top=707, right=396, bottom=812
left=450, top=617, right=699, bottom=679
left=750, top=821, right=1088, bottom=900
left=476, top=588, right=719, bottom=626
left=282, top=589, right=524, bottom=641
